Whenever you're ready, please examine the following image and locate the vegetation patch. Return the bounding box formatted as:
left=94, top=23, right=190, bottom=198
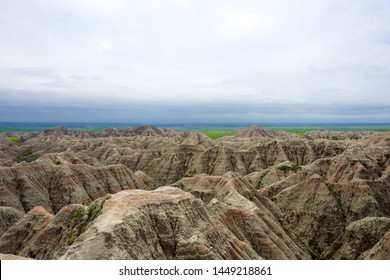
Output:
left=373, top=192, right=383, bottom=204
left=103, top=232, right=112, bottom=243
left=7, top=136, right=21, bottom=143
left=202, top=130, right=236, bottom=139
left=190, top=190, right=202, bottom=196
left=278, top=163, right=302, bottom=172
left=326, top=183, right=343, bottom=211
left=346, top=229, right=354, bottom=240
left=72, top=207, right=84, bottom=224
left=272, top=128, right=310, bottom=136
left=310, top=247, right=324, bottom=260
left=177, top=128, right=237, bottom=139
left=11, top=175, right=25, bottom=191
left=348, top=159, right=358, bottom=166
left=87, top=195, right=111, bottom=221
left=15, top=149, right=37, bottom=162
left=268, top=126, right=390, bottom=136
left=67, top=235, right=78, bottom=246
left=67, top=195, right=112, bottom=246
left=21, top=149, right=32, bottom=156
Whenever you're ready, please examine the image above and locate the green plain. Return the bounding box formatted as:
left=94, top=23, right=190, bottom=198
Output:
left=1, top=124, right=389, bottom=140
left=7, top=136, right=21, bottom=143
left=193, top=126, right=390, bottom=139
left=269, top=126, right=390, bottom=136
left=198, top=130, right=237, bottom=139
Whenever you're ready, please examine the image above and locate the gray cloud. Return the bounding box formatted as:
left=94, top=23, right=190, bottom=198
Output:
left=9, top=67, right=58, bottom=78
left=0, top=0, right=390, bottom=122
left=0, top=88, right=389, bottom=123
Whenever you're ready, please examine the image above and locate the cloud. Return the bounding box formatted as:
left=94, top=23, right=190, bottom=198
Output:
left=220, top=10, right=265, bottom=37
left=0, top=88, right=389, bottom=123
left=10, top=67, right=58, bottom=78
left=0, top=0, right=389, bottom=122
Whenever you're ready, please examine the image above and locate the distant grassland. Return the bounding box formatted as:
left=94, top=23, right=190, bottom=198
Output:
left=196, top=129, right=237, bottom=139
left=1, top=123, right=389, bottom=140
left=193, top=126, right=390, bottom=139
left=7, top=136, right=21, bottom=143
left=271, top=126, right=390, bottom=136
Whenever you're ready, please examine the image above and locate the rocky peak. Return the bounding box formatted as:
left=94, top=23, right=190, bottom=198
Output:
left=235, top=124, right=278, bottom=138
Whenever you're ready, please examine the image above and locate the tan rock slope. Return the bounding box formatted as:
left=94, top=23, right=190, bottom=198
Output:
left=0, top=124, right=389, bottom=259
left=0, top=253, right=33, bottom=260
left=0, top=207, right=24, bottom=236
left=0, top=188, right=262, bottom=260
left=172, top=172, right=309, bottom=259
left=235, top=124, right=287, bottom=138
left=0, top=155, right=147, bottom=214
left=360, top=231, right=390, bottom=259
left=62, top=187, right=262, bottom=260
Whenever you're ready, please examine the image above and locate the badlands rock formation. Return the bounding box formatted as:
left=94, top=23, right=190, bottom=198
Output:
left=0, top=124, right=389, bottom=259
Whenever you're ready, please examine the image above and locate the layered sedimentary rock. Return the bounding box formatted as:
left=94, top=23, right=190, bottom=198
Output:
left=0, top=158, right=146, bottom=214
left=0, top=125, right=389, bottom=259
left=62, top=187, right=263, bottom=260
left=0, top=206, right=54, bottom=254
left=360, top=231, right=390, bottom=259
left=0, top=253, right=33, bottom=260
left=172, top=173, right=310, bottom=259
left=325, top=217, right=390, bottom=259
left=235, top=125, right=284, bottom=138
left=0, top=188, right=262, bottom=260
left=0, top=196, right=112, bottom=259
left=0, top=207, right=24, bottom=236
left=304, top=130, right=379, bottom=140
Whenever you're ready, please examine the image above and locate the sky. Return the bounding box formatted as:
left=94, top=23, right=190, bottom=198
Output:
left=0, top=0, right=390, bottom=123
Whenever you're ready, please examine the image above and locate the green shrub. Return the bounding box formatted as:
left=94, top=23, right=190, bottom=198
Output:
left=16, top=149, right=36, bottom=162
left=72, top=207, right=84, bottom=224
left=103, top=232, right=112, bottom=243
left=278, top=163, right=301, bottom=172
left=67, top=235, right=77, bottom=246
left=190, top=190, right=202, bottom=196
left=66, top=195, right=112, bottom=246
left=348, top=159, right=358, bottom=166
left=21, top=150, right=32, bottom=156
left=7, top=136, right=21, bottom=143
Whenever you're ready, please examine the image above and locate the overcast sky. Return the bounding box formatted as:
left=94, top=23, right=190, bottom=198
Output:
left=0, top=0, right=389, bottom=123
